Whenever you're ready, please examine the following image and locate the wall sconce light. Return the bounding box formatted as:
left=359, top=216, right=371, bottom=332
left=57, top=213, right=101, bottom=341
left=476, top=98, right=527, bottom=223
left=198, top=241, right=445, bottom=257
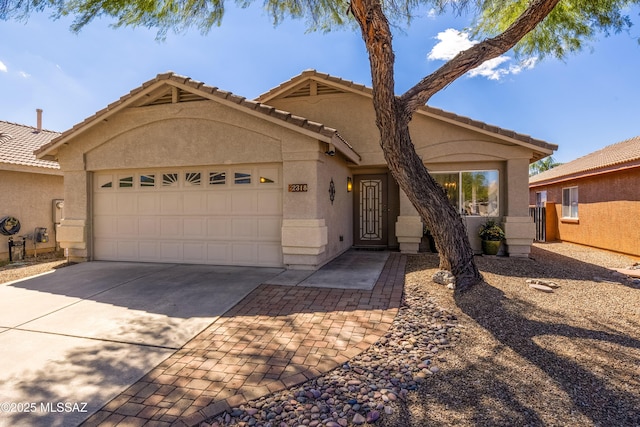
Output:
left=347, top=177, right=353, bottom=192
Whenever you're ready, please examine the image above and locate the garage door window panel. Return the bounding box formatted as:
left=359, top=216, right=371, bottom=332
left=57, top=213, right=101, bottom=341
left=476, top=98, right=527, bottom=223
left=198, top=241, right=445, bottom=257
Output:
left=140, top=174, right=156, bottom=188
left=259, top=167, right=279, bottom=184
left=119, top=176, right=134, bottom=188
left=209, top=171, right=226, bottom=185
left=185, top=172, right=202, bottom=186
left=234, top=171, right=252, bottom=184
left=163, top=173, right=179, bottom=187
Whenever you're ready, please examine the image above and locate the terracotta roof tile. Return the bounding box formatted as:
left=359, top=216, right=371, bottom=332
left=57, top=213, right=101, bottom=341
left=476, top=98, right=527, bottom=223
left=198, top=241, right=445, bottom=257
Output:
left=530, top=135, right=640, bottom=184
left=0, top=120, right=60, bottom=170
left=36, top=72, right=359, bottom=162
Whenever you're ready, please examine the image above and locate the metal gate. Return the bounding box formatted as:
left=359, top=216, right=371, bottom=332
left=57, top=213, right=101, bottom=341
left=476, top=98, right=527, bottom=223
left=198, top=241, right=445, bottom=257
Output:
left=529, top=206, right=546, bottom=242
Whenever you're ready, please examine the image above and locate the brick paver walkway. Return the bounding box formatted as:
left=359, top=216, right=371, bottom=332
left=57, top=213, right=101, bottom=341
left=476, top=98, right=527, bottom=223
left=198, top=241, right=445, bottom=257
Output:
left=81, top=253, right=405, bottom=427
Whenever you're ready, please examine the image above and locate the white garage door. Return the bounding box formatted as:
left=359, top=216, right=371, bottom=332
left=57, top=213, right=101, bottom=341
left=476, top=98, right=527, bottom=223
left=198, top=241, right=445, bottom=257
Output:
left=93, top=165, right=283, bottom=267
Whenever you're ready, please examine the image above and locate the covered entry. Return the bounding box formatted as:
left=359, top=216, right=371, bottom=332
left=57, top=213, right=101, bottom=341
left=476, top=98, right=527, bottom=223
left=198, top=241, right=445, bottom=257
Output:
left=352, top=173, right=399, bottom=248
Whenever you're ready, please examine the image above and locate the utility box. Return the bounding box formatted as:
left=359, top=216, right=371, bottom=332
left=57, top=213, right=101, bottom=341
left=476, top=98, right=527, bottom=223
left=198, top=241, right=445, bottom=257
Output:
left=8, top=237, right=26, bottom=262
left=34, top=227, right=49, bottom=243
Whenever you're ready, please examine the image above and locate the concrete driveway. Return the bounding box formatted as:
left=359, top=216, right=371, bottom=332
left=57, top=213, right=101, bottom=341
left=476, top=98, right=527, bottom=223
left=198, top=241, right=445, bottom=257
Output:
left=0, top=261, right=282, bottom=427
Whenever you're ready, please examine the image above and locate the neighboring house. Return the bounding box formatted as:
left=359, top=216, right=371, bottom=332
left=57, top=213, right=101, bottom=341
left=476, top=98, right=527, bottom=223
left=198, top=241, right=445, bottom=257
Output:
left=36, top=71, right=556, bottom=269
left=529, top=136, right=640, bottom=257
left=0, top=113, right=64, bottom=260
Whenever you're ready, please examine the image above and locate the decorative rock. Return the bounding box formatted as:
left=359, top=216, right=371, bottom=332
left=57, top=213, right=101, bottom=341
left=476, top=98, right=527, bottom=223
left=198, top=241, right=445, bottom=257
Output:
left=529, top=283, right=554, bottom=293
left=366, top=410, right=380, bottom=423
left=201, top=272, right=461, bottom=427
left=432, top=270, right=455, bottom=286
left=526, top=278, right=560, bottom=288
left=352, top=413, right=366, bottom=425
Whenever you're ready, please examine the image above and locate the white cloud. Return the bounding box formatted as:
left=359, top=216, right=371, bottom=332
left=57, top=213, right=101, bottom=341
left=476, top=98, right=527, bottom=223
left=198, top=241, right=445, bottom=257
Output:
left=18, top=71, right=31, bottom=78
left=468, top=56, right=511, bottom=80
left=0, top=61, right=7, bottom=73
left=508, top=57, right=538, bottom=74
left=428, top=28, right=478, bottom=61
left=427, top=8, right=438, bottom=19
left=428, top=29, right=538, bottom=81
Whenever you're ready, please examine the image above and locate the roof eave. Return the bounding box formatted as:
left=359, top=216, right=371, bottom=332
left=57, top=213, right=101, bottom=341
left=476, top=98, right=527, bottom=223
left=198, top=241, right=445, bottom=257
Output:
left=530, top=160, right=640, bottom=187
left=257, top=70, right=557, bottom=157
left=0, top=162, right=62, bottom=175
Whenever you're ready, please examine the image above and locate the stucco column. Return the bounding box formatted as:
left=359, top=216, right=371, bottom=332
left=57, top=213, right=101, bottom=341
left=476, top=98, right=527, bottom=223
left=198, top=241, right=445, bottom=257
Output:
left=503, top=158, right=535, bottom=257
left=281, top=150, right=329, bottom=269
left=56, top=170, right=89, bottom=262
left=395, top=190, right=423, bottom=254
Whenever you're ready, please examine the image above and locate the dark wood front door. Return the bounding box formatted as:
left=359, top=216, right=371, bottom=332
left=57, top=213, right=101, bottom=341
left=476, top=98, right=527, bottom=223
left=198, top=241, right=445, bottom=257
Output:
left=353, top=174, right=388, bottom=247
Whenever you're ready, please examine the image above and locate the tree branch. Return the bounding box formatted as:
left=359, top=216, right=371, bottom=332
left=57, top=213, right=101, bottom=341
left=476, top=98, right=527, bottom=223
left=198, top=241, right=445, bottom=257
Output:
left=400, top=0, right=561, bottom=115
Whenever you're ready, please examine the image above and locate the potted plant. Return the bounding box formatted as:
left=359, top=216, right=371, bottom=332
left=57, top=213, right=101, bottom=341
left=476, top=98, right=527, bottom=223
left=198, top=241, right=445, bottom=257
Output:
left=478, top=219, right=505, bottom=255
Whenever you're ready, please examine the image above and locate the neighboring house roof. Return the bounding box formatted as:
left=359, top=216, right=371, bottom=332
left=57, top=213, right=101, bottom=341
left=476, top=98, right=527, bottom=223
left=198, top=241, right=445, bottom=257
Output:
left=0, top=120, right=61, bottom=173
left=530, top=135, right=640, bottom=186
left=257, top=70, right=558, bottom=162
left=36, top=72, right=361, bottom=164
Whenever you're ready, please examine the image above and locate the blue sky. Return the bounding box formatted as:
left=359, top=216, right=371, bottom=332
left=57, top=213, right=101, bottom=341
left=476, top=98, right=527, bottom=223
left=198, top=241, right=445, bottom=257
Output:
left=1, top=4, right=639, bottom=163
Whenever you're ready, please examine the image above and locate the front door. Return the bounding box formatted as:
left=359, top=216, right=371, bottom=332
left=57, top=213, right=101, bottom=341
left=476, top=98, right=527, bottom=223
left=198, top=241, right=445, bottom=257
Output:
left=353, top=174, right=388, bottom=247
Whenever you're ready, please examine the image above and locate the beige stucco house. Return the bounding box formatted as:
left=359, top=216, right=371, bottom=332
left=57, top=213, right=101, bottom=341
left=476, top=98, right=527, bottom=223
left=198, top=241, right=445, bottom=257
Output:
left=1, top=114, right=63, bottom=260
left=35, top=71, right=556, bottom=269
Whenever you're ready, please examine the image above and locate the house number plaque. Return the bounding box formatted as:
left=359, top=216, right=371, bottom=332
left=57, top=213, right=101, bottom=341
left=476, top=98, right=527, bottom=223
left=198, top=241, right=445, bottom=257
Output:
left=288, top=184, right=308, bottom=192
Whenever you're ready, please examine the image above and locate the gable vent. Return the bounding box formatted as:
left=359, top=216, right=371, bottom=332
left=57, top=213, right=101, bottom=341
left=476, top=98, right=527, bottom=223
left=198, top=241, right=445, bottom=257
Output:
left=144, top=88, right=209, bottom=106
left=285, top=82, right=345, bottom=98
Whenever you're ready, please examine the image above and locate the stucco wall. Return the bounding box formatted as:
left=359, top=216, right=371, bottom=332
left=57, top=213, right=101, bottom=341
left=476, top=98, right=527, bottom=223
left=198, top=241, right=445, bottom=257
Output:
left=54, top=98, right=343, bottom=266
left=270, top=90, right=538, bottom=256
left=318, top=153, right=354, bottom=262
left=530, top=168, right=640, bottom=257
left=0, top=170, right=64, bottom=260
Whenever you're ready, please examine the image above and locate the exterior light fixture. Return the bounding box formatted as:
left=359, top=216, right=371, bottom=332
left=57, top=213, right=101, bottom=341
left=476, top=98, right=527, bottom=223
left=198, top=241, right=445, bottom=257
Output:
left=347, top=177, right=353, bottom=192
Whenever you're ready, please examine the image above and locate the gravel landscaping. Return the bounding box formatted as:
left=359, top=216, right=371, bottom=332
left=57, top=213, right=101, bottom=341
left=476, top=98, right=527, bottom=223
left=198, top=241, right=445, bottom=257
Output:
left=202, top=242, right=640, bottom=427
left=0, top=252, right=68, bottom=284
left=2, top=243, right=639, bottom=427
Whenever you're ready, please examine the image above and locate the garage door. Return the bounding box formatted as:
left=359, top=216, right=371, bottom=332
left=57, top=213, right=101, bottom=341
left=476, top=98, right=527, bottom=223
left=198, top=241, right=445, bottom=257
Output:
left=93, top=165, right=283, bottom=267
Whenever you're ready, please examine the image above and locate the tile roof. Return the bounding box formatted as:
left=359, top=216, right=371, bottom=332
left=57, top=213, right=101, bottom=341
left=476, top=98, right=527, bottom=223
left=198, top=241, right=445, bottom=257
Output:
left=36, top=72, right=359, bottom=163
left=530, top=135, right=640, bottom=185
left=257, top=70, right=558, bottom=158
left=0, top=120, right=60, bottom=170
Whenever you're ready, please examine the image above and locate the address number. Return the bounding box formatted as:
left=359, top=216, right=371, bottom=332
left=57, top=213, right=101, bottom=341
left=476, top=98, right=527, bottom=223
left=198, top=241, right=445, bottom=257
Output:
left=288, top=184, right=308, bottom=192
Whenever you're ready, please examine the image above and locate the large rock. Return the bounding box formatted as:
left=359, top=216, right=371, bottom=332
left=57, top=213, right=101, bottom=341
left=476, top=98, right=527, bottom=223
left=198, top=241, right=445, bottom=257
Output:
left=432, top=270, right=455, bottom=287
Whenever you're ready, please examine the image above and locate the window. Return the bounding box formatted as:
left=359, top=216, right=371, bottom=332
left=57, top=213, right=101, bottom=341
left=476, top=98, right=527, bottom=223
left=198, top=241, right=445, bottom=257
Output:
left=140, top=174, right=155, bottom=187
left=185, top=172, right=201, bottom=186
left=535, top=191, right=547, bottom=207
left=209, top=171, right=226, bottom=185
left=432, top=170, right=499, bottom=217
left=562, top=187, right=579, bottom=218
left=433, top=173, right=459, bottom=212
left=119, top=176, right=133, bottom=188
left=234, top=172, right=251, bottom=184
left=162, top=173, right=179, bottom=187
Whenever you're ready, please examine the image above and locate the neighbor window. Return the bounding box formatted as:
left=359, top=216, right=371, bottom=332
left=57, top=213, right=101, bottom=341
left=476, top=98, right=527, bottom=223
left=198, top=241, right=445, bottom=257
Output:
left=562, top=186, right=579, bottom=218
left=535, top=191, right=547, bottom=207
left=432, top=170, right=499, bottom=217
